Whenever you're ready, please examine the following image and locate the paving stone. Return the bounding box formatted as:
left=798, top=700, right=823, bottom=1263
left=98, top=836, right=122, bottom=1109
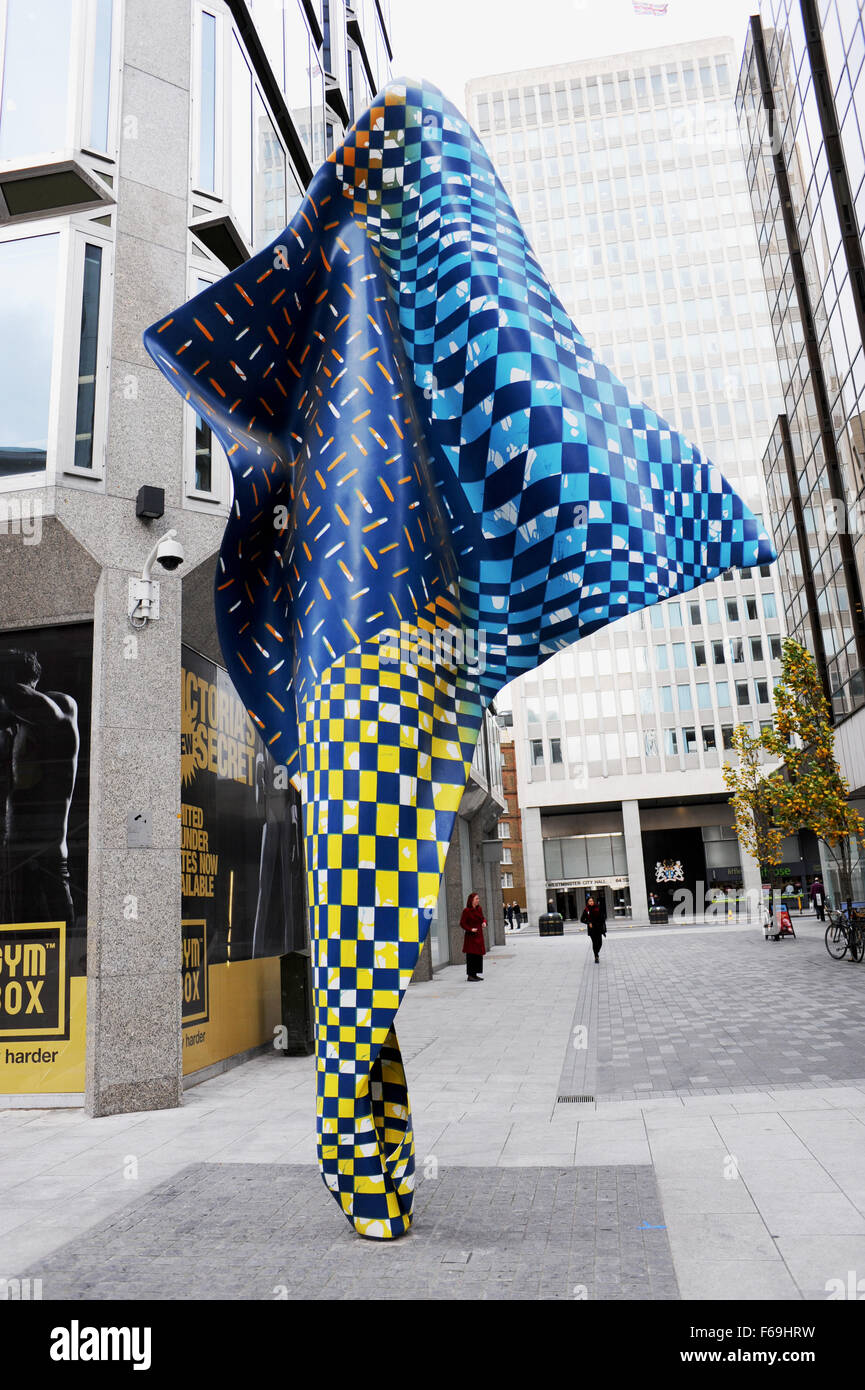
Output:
left=16, top=1161, right=679, bottom=1302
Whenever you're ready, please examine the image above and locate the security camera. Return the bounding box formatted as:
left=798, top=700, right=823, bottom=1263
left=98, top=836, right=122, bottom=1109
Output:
left=153, top=531, right=185, bottom=572
left=128, top=528, right=185, bottom=627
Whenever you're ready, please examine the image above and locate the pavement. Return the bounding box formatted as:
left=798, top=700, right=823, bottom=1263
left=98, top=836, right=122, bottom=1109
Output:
left=5, top=912, right=865, bottom=1301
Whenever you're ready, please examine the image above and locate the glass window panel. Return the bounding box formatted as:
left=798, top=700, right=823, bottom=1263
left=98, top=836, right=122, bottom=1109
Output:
left=73, top=243, right=102, bottom=470
left=231, top=36, right=253, bottom=242
left=0, top=0, right=72, bottom=160
left=0, top=233, right=59, bottom=476
left=550, top=737, right=562, bottom=764
left=562, top=837, right=588, bottom=877
left=198, top=10, right=217, bottom=190
left=530, top=738, right=544, bottom=766
left=254, top=90, right=286, bottom=247
left=587, top=836, right=614, bottom=875
left=543, top=839, right=563, bottom=879
left=284, top=0, right=313, bottom=158
left=89, top=0, right=113, bottom=151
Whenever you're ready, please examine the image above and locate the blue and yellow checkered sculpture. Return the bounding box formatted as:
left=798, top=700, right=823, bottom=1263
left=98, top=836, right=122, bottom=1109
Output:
left=145, top=80, right=775, bottom=1239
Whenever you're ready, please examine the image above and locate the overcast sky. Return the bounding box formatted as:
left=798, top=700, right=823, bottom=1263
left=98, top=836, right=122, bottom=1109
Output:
left=388, top=0, right=760, bottom=112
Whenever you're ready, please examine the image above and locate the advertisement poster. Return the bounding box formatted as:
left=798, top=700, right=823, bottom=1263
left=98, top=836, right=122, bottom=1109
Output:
left=0, top=623, right=91, bottom=1097
left=180, top=645, right=306, bottom=1076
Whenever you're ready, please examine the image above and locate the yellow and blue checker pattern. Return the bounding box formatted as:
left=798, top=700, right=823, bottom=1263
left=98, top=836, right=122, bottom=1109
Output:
left=144, top=79, right=775, bottom=1239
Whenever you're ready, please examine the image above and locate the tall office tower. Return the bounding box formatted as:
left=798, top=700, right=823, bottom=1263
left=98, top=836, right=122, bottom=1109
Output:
left=466, top=40, right=809, bottom=927
left=0, top=0, right=494, bottom=1113
left=737, top=1, right=865, bottom=900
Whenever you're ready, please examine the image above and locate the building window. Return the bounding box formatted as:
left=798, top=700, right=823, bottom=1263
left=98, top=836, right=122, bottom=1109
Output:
left=770, top=635, right=782, bottom=660
left=530, top=739, right=544, bottom=766
left=0, top=232, right=60, bottom=478
left=254, top=89, right=289, bottom=246
left=729, top=638, right=744, bottom=663
left=502, top=872, right=514, bottom=889
left=73, top=243, right=102, bottom=471
left=668, top=601, right=682, bottom=626
left=712, top=640, right=725, bottom=665
left=750, top=637, right=764, bottom=662
left=672, top=642, right=687, bottom=668
left=231, top=35, right=254, bottom=243
left=721, top=724, right=735, bottom=750
left=688, top=601, right=701, bottom=625
left=88, top=0, right=114, bottom=151
left=550, top=737, right=563, bottom=764
left=498, top=821, right=511, bottom=839
left=693, top=641, right=706, bottom=666
left=501, top=846, right=512, bottom=864
left=664, top=728, right=678, bottom=756
left=683, top=726, right=697, bottom=753
left=0, top=0, right=73, bottom=161
left=756, top=680, right=770, bottom=704
left=763, top=592, right=778, bottom=619
left=726, top=598, right=739, bottom=622
left=655, top=643, right=668, bottom=669
left=735, top=681, right=750, bottom=705
left=716, top=681, right=731, bottom=706
left=677, top=683, right=692, bottom=710
left=706, top=598, right=720, bottom=624
left=645, top=729, right=658, bottom=756
left=198, top=10, right=218, bottom=191
left=702, top=725, right=717, bottom=751
left=659, top=685, right=673, bottom=712
left=696, top=682, right=712, bottom=709
left=651, top=606, right=665, bottom=628
left=745, top=596, right=758, bottom=620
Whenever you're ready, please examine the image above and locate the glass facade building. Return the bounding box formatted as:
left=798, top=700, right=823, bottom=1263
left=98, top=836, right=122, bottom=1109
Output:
left=737, top=1, right=865, bottom=730
left=467, top=40, right=788, bottom=924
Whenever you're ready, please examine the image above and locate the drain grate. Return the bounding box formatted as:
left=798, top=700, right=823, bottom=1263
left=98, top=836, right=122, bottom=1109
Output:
left=556, top=1095, right=595, bottom=1104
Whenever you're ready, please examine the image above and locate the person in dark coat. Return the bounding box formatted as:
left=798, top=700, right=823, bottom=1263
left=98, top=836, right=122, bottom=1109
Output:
left=809, top=877, right=826, bottom=921
left=581, top=894, right=606, bottom=963
left=461, top=892, right=487, bottom=980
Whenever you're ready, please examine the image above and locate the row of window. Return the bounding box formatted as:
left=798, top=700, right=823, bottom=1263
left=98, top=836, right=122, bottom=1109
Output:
left=475, top=57, right=732, bottom=135
left=528, top=717, right=774, bottom=768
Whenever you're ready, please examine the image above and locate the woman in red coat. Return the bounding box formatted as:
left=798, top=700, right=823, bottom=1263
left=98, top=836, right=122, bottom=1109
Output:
left=460, top=892, right=487, bottom=981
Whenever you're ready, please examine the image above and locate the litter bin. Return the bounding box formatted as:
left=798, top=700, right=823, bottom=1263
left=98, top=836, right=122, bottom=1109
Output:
left=648, top=905, right=668, bottom=924
left=539, top=911, right=564, bottom=936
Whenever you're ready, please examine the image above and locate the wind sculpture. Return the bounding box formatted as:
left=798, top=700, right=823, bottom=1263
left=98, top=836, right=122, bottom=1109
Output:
left=145, top=80, right=775, bottom=1240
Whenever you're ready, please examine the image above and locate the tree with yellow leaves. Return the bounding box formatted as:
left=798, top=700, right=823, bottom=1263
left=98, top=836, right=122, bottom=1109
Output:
left=722, top=720, right=784, bottom=919
left=760, top=639, right=864, bottom=914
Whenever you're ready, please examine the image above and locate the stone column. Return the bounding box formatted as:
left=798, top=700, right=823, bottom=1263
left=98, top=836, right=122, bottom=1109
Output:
left=85, top=568, right=183, bottom=1114
left=622, top=799, right=649, bottom=924
left=83, top=0, right=191, bottom=1113
left=521, top=805, right=547, bottom=926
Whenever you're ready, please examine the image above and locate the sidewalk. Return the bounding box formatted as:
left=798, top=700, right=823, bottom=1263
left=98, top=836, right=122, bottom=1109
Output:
left=3, top=919, right=865, bottom=1299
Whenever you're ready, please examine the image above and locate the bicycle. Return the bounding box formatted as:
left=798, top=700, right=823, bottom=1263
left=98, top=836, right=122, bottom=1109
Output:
left=824, top=906, right=865, bottom=962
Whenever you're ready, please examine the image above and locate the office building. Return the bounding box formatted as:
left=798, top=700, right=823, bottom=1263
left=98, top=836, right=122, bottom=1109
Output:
left=737, top=0, right=865, bottom=899
left=466, top=40, right=798, bottom=925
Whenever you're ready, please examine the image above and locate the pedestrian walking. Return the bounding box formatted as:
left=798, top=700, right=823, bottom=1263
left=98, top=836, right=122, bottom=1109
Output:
left=505, top=901, right=513, bottom=930
left=461, top=892, right=487, bottom=980
left=581, top=893, right=606, bottom=963
left=809, top=876, right=827, bottom=922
